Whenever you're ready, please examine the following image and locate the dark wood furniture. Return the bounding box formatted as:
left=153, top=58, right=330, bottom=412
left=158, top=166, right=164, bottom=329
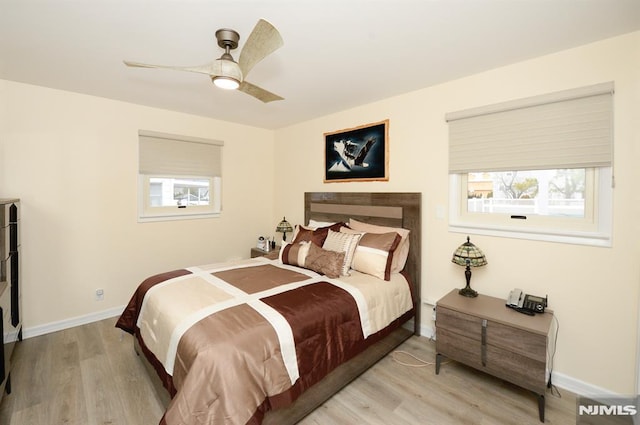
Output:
left=0, top=199, right=22, bottom=402
left=135, top=192, right=422, bottom=424
left=250, top=246, right=280, bottom=259
left=435, top=289, right=552, bottom=422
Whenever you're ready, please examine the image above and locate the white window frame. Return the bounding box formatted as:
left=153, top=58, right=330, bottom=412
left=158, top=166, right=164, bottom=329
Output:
left=138, top=175, right=222, bottom=222
left=137, top=130, right=223, bottom=223
left=449, top=167, right=612, bottom=247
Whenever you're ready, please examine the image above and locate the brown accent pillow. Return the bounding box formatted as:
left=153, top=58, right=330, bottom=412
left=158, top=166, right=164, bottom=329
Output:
left=349, top=231, right=402, bottom=281
left=291, top=222, right=345, bottom=247
left=348, top=218, right=410, bottom=273
left=304, top=243, right=345, bottom=279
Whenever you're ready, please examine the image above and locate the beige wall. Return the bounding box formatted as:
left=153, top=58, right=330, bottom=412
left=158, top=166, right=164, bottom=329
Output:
left=0, top=80, right=276, bottom=329
left=1, top=31, right=638, bottom=397
left=274, top=31, right=640, bottom=394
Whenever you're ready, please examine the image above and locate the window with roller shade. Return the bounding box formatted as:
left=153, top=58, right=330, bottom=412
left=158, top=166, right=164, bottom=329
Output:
left=138, top=130, right=223, bottom=221
left=446, top=82, right=614, bottom=247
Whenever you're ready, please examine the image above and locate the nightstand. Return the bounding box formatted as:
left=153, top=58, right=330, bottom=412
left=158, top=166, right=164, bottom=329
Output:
left=250, top=246, right=280, bottom=259
left=435, top=289, right=553, bottom=422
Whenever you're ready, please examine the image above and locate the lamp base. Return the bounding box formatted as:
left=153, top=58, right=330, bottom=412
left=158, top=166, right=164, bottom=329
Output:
left=458, top=285, right=478, bottom=298
left=458, top=265, right=478, bottom=297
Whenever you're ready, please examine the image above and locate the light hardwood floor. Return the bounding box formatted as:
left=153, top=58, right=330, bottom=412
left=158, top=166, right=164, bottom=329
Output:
left=0, top=317, right=577, bottom=424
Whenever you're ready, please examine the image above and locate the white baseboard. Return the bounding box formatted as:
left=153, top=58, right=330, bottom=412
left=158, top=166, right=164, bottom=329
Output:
left=420, top=323, right=435, bottom=339
left=22, top=305, right=125, bottom=339
left=403, top=320, right=435, bottom=340
left=551, top=371, right=622, bottom=398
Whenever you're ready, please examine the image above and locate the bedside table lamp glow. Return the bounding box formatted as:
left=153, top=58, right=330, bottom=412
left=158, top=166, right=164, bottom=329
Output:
left=275, top=217, right=293, bottom=242
left=451, top=236, right=487, bottom=297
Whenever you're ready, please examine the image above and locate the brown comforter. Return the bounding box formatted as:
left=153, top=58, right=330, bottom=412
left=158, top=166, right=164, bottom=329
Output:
left=116, top=258, right=413, bottom=425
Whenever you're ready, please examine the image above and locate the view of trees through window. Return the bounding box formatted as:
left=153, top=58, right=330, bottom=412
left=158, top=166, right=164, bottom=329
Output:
left=467, top=169, right=586, bottom=218
left=149, top=177, right=210, bottom=207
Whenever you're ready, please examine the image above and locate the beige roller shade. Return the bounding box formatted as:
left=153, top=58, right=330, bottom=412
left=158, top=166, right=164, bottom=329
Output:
left=139, top=130, right=223, bottom=177
left=447, top=82, right=614, bottom=174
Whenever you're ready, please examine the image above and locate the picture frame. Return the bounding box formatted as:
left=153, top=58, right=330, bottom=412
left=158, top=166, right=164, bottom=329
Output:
left=324, top=119, right=389, bottom=183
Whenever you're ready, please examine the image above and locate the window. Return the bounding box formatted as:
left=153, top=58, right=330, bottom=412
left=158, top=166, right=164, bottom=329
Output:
left=447, top=82, right=614, bottom=247
left=466, top=169, right=588, bottom=218
left=138, top=130, right=223, bottom=221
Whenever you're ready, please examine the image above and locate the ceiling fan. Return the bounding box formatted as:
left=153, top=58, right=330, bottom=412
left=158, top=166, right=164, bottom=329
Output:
left=124, top=19, right=284, bottom=103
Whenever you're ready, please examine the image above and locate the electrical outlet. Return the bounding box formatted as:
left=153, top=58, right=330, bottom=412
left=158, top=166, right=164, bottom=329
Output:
left=95, top=288, right=104, bottom=301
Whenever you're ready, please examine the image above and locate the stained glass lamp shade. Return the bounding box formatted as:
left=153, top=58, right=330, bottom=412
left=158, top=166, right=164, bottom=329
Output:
left=276, top=217, right=293, bottom=241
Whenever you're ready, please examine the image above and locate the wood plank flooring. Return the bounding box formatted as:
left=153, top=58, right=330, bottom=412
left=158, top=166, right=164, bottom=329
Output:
left=0, top=317, right=578, bottom=424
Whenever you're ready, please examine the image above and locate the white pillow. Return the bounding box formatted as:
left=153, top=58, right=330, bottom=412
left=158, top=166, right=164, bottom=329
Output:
left=307, top=219, right=337, bottom=229
left=322, top=229, right=362, bottom=276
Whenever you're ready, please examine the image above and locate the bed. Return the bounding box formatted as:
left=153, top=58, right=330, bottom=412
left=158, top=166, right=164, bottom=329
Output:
left=116, top=192, right=421, bottom=425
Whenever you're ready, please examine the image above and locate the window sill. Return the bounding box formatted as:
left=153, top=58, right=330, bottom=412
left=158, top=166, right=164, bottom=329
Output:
left=138, top=212, right=221, bottom=223
left=449, top=222, right=611, bottom=248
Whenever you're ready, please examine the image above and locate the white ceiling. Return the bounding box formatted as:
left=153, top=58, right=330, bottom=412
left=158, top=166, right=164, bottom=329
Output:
left=1, top=1, right=639, bottom=129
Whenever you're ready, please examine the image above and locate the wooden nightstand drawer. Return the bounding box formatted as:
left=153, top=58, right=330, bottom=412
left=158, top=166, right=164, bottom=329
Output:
left=486, top=320, right=547, bottom=362
left=250, top=246, right=280, bottom=259
left=485, top=345, right=546, bottom=393
left=436, top=306, right=482, bottom=341
left=436, top=327, right=483, bottom=369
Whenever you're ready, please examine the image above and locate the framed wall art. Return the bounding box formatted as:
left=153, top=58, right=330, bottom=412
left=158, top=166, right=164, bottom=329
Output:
left=324, top=119, right=389, bottom=183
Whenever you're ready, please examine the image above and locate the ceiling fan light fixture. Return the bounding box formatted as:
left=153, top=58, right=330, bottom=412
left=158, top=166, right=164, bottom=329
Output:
left=211, top=58, right=243, bottom=90
left=212, top=76, right=240, bottom=90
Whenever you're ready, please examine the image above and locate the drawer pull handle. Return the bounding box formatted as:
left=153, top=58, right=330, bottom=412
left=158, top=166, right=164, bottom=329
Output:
left=481, top=319, right=487, bottom=366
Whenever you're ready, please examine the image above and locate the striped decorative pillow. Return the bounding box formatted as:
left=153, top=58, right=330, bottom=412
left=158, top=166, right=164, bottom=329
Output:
left=349, top=218, right=410, bottom=273
left=349, top=231, right=402, bottom=280
left=322, top=229, right=362, bottom=276
left=280, top=241, right=312, bottom=268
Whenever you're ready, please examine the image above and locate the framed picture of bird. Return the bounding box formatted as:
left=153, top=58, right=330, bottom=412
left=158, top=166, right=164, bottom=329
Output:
left=323, top=119, right=389, bottom=183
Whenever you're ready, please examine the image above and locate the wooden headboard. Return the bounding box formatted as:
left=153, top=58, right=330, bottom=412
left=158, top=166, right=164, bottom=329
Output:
left=304, top=192, right=421, bottom=335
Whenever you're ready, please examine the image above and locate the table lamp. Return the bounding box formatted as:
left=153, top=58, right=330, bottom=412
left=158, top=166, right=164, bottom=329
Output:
left=451, top=236, right=487, bottom=297
left=276, top=217, right=293, bottom=241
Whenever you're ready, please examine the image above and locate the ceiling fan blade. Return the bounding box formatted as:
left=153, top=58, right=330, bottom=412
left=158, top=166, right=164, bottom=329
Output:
left=123, top=60, right=216, bottom=76
left=238, top=19, right=283, bottom=78
left=238, top=80, right=283, bottom=103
